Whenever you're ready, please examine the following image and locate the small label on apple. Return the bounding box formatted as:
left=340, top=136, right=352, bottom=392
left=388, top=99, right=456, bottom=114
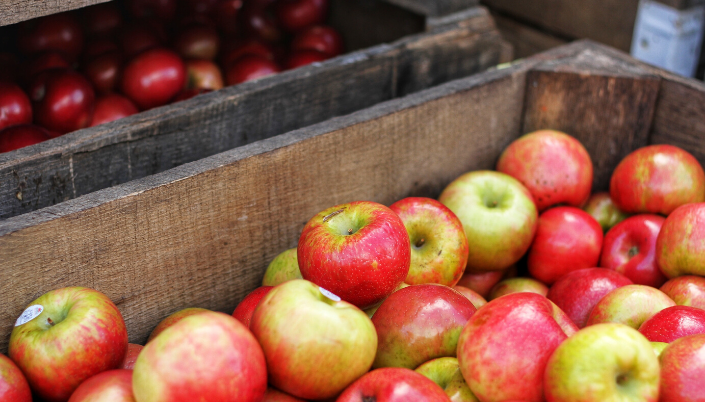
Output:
left=15, top=305, right=44, bottom=326
left=319, top=287, right=341, bottom=302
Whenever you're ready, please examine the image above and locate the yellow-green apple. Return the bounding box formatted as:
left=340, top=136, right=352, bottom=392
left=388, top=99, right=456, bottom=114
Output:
left=489, top=277, right=548, bottom=300
left=263, top=387, right=306, bottom=401
left=9, top=287, right=128, bottom=402
left=457, top=292, right=577, bottom=402
left=133, top=311, right=267, bottom=402
left=599, top=215, right=666, bottom=287
left=658, top=334, right=705, bottom=402
left=0, top=354, right=31, bottom=402
left=638, top=306, right=705, bottom=343
left=250, top=280, right=376, bottom=400
left=364, top=282, right=409, bottom=318
left=656, top=203, right=705, bottom=278
left=232, top=286, right=273, bottom=328
left=336, top=368, right=451, bottom=402
left=528, top=207, right=603, bottom=285
left=298, top=201, right=410, bottom=309
left=547, top=268, right=632, bottom=328
left=583, top=192, right=630, bottom=232
left=586, top=284, right=676, bottom=328
left=262, top=248, right=301, bottom=286
left=68, top=369, right=134, bottom=402
left=120, top=343, right=143, bottom=370
left=184, top=59, right=223, bottom=90
left=416, top=357, right=478, bottom=402
left=372, top=284, right=477, bottom=369
left=610, top=145, right=705, bottom=215
left=544, top=323, right=660, bottom=402
left=390, top=197, right=469, bottom=286
left=660, top=275, right=705, bottom=310
left=496, top=130, right=593, bottom=212
left=147, top=307, right=209, bottom=342
left=455, top=267, right=515, bottom=298
left=439, top=171, right=537, bottom=272
left=453, top=286, right=487, bottom=309
left=651, top=342, right=668, bottom=357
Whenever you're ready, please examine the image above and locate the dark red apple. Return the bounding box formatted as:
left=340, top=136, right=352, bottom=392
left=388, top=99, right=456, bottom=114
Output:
left=181, top=0, right=219, bottom=14
left=173, top=24, right=220, bottom=60
left=83, top=51, right=123, bottom=95
left=276, top=0, right=329, bottom=33
left=455, top=269, right=510, bottom=299
left=241, top=4, right=282, bottom=43
left=232, top=286, right=273, bottom=328
left=126, top=0, right=177, bottom=20
left=212, top=0, right=245, bottom=35
left=291, top=25, right=344, bottom=57
left=119, top=343, right=143, bottom=370
left=121, top=48, right=186, bottom=110
left=172, top=88, right=212, bottom=101
left=0, top=52, right=21, bottom=82
left=30, top=69, right=95, bottom=135
left=225, top=55, right=280, bottom=85
left=337, top=368, right=450, bottom=402
left=119, top=24, right=163, bottom=58
left=0, top=125, right=51, bottom=153
left=221, top=39, right=275, bottom=70
left=18, top=13, right=84, bottom=59
left=0, top=82, right=32, bottom=131
left=82, top=3, right=123, bottom=38
left=90, top=94, right=139, bottom=127
left=25, top=51, right=71, bottom=81
left=285, top=50, right=328, bottom=69
left=638, top=306, right=705, bottom=343
left=81, top=39, right=119, bottom=62
left=185, top=59, right=224, bottom=90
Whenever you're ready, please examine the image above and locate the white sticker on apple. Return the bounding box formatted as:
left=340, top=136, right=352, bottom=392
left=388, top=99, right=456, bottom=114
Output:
left=319, top=287, right=341, bottom=302
left=15, top=305, right=44, bottom=326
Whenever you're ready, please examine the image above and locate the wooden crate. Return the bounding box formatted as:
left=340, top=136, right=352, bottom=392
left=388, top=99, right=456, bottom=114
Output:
left=0, top=2, right=510, bottom=220
left=2, top=40, right=702, bottom=351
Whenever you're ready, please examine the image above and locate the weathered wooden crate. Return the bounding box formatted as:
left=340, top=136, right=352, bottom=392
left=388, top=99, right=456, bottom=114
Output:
left=0, top=2, right=510, bottom=220
left=2, top=40, right=702, bottom=351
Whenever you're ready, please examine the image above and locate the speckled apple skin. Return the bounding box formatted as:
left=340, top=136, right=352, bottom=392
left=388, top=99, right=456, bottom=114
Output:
left=457, top=293, right=577, bottom=402
left=659, top=334, right=705, bottom=402
left=453, top=286, right=487, bottom=309
left=232, top=286, right=273, bottom=328
left=610, top=145, right=705, bottom=215
left=544, top=324, right=659, bottom=402
left=496, top=130, right=593, bottom=212
left=0, top=354, right=32, bottom=402
left=262, top=248, right=302, bottom=286
left=661, top=275, right=705, bottom=310
left=147, top=307, right=210, bottom=343
left=656, top=203, right=705, bottom=278
left=586, top=284, right=675, bottom=328
left=638, top=306, right=705, bottom=343
left=336, top=368, right=450, bottom=402
left=68, top=369, right=134, bottom=402
left=583, top=192, right=630, bottom=232
left=416, top=357, right=479, bottom=402
left=489, top=277, right=548, bottom=301
left=455, top=270, right=506, bottom=299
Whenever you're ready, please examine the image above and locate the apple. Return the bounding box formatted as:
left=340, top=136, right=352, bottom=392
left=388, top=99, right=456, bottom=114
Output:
left=0, top=124, right=51, bottom=153
left=67, top=369, right=134, bottom=402
left=544, top=323, right=660, bottom=402
left=0, top=354, right=32, bottom=402
left=276, top=0, right=329, bottom=33
left=586, top=284, right=676, bottom=328
left=656, top=203, right=705, bottom=278
left=119, top=24, right=162, bottom=59
left=83, top=51, right=123, bottom=95
left=220, top=39, right=275, bottom=70
left=298, top=201, right=410, bottom=309
left=232, top=286, right=273, bottom=327
left=416, top=357, right=479, bottom=402
left=225, top=55, right=281, bottom=85
left=9, top=287, right=128, bottom=402
left=82, top=39, right=119, bottom=62
left=496, top=129, right=593, bottom=212
left=212, top=0, right=245, bottom=35
left=457, top=293, right=577, bottom=402
left=172, top=88, right=212, bottom=102
left=658, top=334, right=705, bottom=402
left=120, top=343, right=144, bottom=370
left=363, top=282, right=409, bottom=319
left=291, top=25, right=345, bottom=57
left=126, top=0, right=177, bottom=21
left=547, top=268, right=632, bottom=328
left=30, top=69, right=96, bottom=135
left=241, top=4, right=283, bottom=43
left=285, top=50, right=328, bottom=69
left=133, top=311, right=267, bottom=402
left=439, top=170, right=537, bottom=272
left=121, top=48, right=186, bottom=110
left=262, top=248, right=302, bottom=286
left=173, top=25, right=220, bottom=60
left=389, top=197, right=469, bottom=287
left=18, top=13, right=84, bottom=59
left=250, top=280, right=377, bottom=400
left=453, top=286, right=487, bottom=309
left=0, top=52, right=20, bottom=82
left=660, top=275, right=705, bottom=310
left=263, top=387, right=307, bottom=402
left=638, top=306, right=705, bottom=343
left=489, top=277, right=548, bottom=300
left=91, top=94, right=139, bottom=127
left=147, top=307, right=210, bottom=342
left=336, top=368, right=451, bottom=402
left=25, top=51, right=72, bottom=81
left=372, top=284, right=476, bottom=369
left=82, top=3, right=123, bottom=38
left=651, top=341, right=668, bottom=357
left=185, top=59, right=224, bottom=90
left=0, top=82, right=32, bottom=131
left=583, top=192, right=630, bottom=232
left=455, top=268, right=513, bottom=299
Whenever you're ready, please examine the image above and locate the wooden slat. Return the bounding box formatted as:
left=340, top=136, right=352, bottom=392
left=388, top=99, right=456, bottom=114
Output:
left=492, top=13, right=567, bottom=59
left=0, top=0, right=110, bottom=26
left=383, top=0, right=479, bottom=16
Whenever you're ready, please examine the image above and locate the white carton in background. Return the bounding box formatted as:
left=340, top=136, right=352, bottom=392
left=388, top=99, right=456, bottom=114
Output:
left=631, top=0, right=705, bottom=77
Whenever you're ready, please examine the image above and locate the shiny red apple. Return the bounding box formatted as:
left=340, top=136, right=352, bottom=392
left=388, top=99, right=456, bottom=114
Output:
left=19, top=13, right=84, bottom=59
left=121, top=48, right=186, bottom=110
left=659, top=334, right=705, bottom=402
left=337, top=368, right=450, bottom=402
left=638, top=306, right=705, bottom=343
left=221, top=39, right=275, bottom=69
left=661, top=275, right=705, bottom=310
left=291, top=25, right=344, bottom=57
left=285, top=49, right=328, bottom=69
left=30, top=69, right=95, bottom=135
left=232, top=286, right=273, bottom=328
left=656, top=203, right=705, bottom=278
left=241, top=4, right=282, bottom=43
left=83, top=51, right=124, bottom=95
left=91, top=94, right=139, bottom=127
left=276, top=0, right=329, bottom=33
left=0, top=124, right=51, bottom=153
left=25, top=51, right=72, bottom=81
left=0, top=82, right=32, bottom=131
left=225, top=54, right=280, bottom=85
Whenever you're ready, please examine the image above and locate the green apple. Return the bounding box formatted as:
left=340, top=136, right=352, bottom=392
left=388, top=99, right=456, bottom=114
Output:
left=582, top=192, right=630, bottom=232
left=488, top=277, right=548, bottom=301
left=262, top=248, right=301, bottom=286
left=650, top=342, right=668, bottom=357
left=416, top=357, right=479, bottom=402
left=586, top=285, right=675, bottom=329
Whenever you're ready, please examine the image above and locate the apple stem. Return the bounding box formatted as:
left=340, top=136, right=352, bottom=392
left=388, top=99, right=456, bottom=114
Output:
left=415, top=238, right=426, bottom=247
left=628, top=246, right=639, bottom=258
left=348, top=228, right=353, bottom=235
left=47, top=317, right=55, bottom=326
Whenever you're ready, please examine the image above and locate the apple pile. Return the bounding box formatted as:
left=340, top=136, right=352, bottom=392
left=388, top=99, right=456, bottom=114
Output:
left=0, top=0, right=342, bottom=153
left=4, top=129, right=705, bottom=402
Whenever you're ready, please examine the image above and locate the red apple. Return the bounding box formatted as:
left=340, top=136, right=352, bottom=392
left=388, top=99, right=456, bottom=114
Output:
left=610, top=145, right=705, bottom=215
left=0, top=124, right=51, bottom=153
left=241, top=4, right=282, bottom=43
left=656, top=203, right=705, bottom=278
left=455, top=269, right=508, bottom=299
left=67, top=369, right=134, bottom=402
left=457, top=292, right=577, bottom=402
left=583, top=192, right=630, bottom=232
left=496, top=129, right=593, bottom=212
left=172, top=88, right=212, bottom=101
left=291, top=25, right=344, bottom=57
left=185, top=59, right=224, bottom=90
left=121, top=48, right=186, bottom=110
left=263, top=387, right=307, bottom=402
left=586, top=284, right=676, bottom=328
left=0, top=52, right=21, bottom=82
left=25, top=51, right=72, bottom=81
left=262, top=248, right=302, bottom=286
left=19, top=13, right=84, bottom=59
left=659, top=334, right=705, bottom=402
left=126, top=0, right=177, bottom=20
left=173, top=24, right=220, bottom=60
left=660, top=275, right=705, bottom=310
left=0, top=82, right=32, bottom=131
left=547, top=268, right=632, bottom=328
left=276, top=0, right=329, bottom=33
left=336, top=368, right=450, bottom=402
left=119, top=24, right=162, bottom=58
left=489, top=277, right=548, bottom=300
left=232, top=286, right=273, bottom=328
left=83, top=51, right=124, bottom=95
left=82, top=3, right=123, bottom=38
left=390, top=197, right=468, bottom=287
left=225, top=54, right=280, bottom=85
left=298, top=201, right=411, bottom=309
left=9, top=287, right=128, bottom=402
left=133, top=311, right=267, bottom=402
left=212, top=0, right=244, bottom=35
left=453, top=286, right=487, bottom=309
left=600, top=214, right=667, bottom=287
left=82, top=39, right=120, bottom=62
left=372, top=284, right=476, bottom=369
left=91, top=94, right=139, bottom=127
left=285, top=49, right=328, bottom=69
left=638, top=306, right=705, bottom=343
left=220, top=39, right=275, bottom=70
left=147, top=307, right=210, bottom=342
left=120, top=343, right=143, bottom=370
left=0, top=354, right=32, bottom=402
left=30, top=69, right=95, bottom=135
left=528, top=206, right=603, bottom=285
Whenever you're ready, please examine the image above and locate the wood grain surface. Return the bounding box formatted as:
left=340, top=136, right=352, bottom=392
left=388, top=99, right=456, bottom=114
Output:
left=0, top=0, right=110, bottom=26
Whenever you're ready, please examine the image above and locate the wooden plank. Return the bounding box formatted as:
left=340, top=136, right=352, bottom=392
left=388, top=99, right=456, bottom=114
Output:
left=492, top=13, right=568, bottom=59
left=0, top=10, right=505, bottom=220
left=0, top=0, right=111, bottom=26
left=382, top=0, right=479, bottom=16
